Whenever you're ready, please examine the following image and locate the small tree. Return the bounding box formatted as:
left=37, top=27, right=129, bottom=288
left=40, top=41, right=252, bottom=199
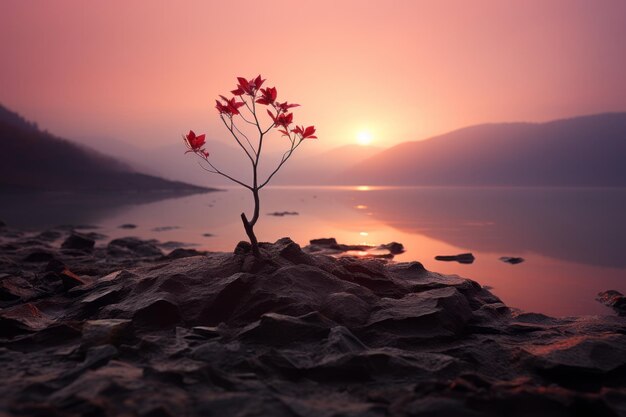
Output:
left=183, top=75, right=317, bottom=257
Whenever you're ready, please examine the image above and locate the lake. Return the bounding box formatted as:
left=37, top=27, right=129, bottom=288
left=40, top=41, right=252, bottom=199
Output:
left=1, top=186, right=625, bottom=317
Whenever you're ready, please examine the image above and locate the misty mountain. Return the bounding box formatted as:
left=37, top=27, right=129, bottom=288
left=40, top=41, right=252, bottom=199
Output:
left=97, top=138, right=383, bottom=188
left=341, top=113, right=626, bottom=186
left=0, top=105, right=212, bottom=193
left=0, top=105, right=39, bottom=132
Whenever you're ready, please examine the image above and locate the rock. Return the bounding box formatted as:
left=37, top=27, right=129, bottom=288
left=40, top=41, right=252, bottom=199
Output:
left=267, top=211, right=299, bottom=216
left=80, top=283, right=125, bottom=308
left=152, top=226, right=180, bottom=232
left=234, top=240, right=252, bottom=255
left=162, top=248, right=206, bottom=260
left=499, top=256, right=524, bottom=264
left=0, top=275, right=35, bottom=302
left=0, top=303, right=53, bottom=337
left=61, top=232, right=96, bottom=251
left=191, top=326, right=221, bottom=339
left=368, top=287, right=475, bottom=341
left=321, top=292, right=372, bottom=327
left=239, top=312, right=333, bottom=346
left=108, top=237, right=162, bottom=257
left=119, top=223, right=137, bottom=229
left=325, top=326, right=368, bottom=354
left=308, top=348, right=458, bottom=381
left=81, top=231, right=108, bottom=240
left=309, top=237, right=339, bottom=247
left=132, top=298, right=182, bottom=328
left=1, top=235, right=626, bottom=416
left=305, top=238, right=405, bottom=259
left=525, top=334, right=626, bottom=380
left=0, top=219, right=5, bottom=228
left=400, top=397, right=481, bottom=417
left=45, top=258, right=67, bottom=273
left=60, top=268, right=86, bottom=289
left=158, top=241, right=199, bottom=250
left=261, top=237, right=312, bottom=265
left=435, top=253, right=475, bottom=264
left=378, top=242, right=405, bottom=255
left=36, top=230, right=62, bottom=241
left=22, top=250, right=56, bottom=263
left=596, top=290, right=626, bottom=316
left=82, top=319, right=131, bottom=347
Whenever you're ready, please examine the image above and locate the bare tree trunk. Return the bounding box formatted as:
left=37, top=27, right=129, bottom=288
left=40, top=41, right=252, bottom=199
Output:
left=241, top=187, right=261, bottom=257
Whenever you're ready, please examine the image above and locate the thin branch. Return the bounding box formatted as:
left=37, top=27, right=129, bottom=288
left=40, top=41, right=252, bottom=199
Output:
left=238, top=112, right=257, bottom=125
left=259, top=136, right=303, bottom=189
left=262, top=122, right=275, bottom=135
left=220, top=115, right=255, bottom=164
left=196, top=157, right=252, bottom=190
left=231, top=122, right=257, bottom=158
left=251, top=99, right=264, bottom=136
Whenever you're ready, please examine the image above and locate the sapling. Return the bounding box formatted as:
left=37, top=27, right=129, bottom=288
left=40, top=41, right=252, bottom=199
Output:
left=183, top=75, right=317, bottom=257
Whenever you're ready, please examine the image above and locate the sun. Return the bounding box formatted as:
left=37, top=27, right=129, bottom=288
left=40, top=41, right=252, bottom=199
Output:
left=356, top=130, right=373, bottom=146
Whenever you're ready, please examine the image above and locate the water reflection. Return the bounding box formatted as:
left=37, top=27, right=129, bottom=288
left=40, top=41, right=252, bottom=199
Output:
left=353, top=187, right=626, bottom=269
left=1, top=186, right=624, bottom=316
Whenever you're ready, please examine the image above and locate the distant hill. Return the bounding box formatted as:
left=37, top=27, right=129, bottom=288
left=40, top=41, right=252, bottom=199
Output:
left=0, top=105, right=213, bottom=193
left=110, top=140, right=383, bottom=188
left=341, top=113, right=626, bottom=186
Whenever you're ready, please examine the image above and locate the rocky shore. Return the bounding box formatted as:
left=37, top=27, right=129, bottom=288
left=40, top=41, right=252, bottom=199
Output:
left=1, top=223, right=625, bottom=416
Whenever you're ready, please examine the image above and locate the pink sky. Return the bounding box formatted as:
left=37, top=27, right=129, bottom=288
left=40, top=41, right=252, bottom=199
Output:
left=1, top=0, right=625, bottom=150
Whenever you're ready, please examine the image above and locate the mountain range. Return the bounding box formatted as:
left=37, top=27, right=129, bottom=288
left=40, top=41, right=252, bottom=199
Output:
left=2, top=104, right=625, bottom=189
left=341, top=113, right=626, bottom=186
left=0, top=105, right=212, bottom=193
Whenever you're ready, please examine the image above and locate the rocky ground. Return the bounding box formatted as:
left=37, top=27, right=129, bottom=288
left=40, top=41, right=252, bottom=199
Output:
left=1, top=223, right=625, bottom=416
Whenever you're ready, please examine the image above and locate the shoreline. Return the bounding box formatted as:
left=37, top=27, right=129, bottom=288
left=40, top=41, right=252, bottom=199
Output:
left=1, top=224, right=625, bottom=416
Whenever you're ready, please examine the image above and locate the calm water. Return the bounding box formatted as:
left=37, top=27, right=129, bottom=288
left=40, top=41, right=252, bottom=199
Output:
left=2, top=186, right=625, bottom=317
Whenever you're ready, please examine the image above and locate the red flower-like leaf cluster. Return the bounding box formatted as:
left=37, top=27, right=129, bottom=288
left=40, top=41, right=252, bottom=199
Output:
left=184, top=130, right=209, bottom=158
left=215, top=95, right=244, bottom=117
left=291, top=125, right=317, bottom=140
left=215, top=75, right=314, bottom=140
left=183, top=74, right=318, bottom=257
left=232, top=75, right=265, bottom=96
left=268, top=111, right=294, bottom=130
left=276, top=101, right=300, bottom=112
left=256, top=87, right=277, bottom=105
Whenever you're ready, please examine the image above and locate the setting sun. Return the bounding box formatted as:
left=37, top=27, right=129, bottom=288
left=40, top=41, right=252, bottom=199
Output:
left=356, top=131, right=373, bottom=146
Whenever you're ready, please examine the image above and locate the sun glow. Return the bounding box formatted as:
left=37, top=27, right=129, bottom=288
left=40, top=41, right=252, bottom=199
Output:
left=356, top=130, right=373, bottom=146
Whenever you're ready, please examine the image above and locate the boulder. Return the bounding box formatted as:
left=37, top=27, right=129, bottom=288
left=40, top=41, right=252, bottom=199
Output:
left=435, top=253, right=475, bottom=264
left=499, top=256, right=524, bottom=265
left=61, top=233, right=96, bottom=251
left=597, top=290, right=626, bottom=316
left=60, top=268, right=87, bottom=290
left=82, top=319, right=131, bottom=347
left=108, top=237, right=162, bottom=258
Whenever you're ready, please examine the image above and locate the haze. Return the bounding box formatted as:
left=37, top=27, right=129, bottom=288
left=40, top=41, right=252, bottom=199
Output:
left=1, top=0, right=626, bottom=153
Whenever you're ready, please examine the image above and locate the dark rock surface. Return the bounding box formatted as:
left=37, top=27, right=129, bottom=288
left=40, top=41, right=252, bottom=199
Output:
left=61, top=233, right=96, bottom=251
left=499, top=256, right=525, bottom=265
left=107, top=237, right=163, bottom=258
left=268, top=211, right=299, bottom=216
left=435, top=253, right=476, bottom=264
left=307, top=237, right=405, bottom=259
left=597, top=290, right=626, bottom=316
left=0, top=226, right=625, bottom=416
